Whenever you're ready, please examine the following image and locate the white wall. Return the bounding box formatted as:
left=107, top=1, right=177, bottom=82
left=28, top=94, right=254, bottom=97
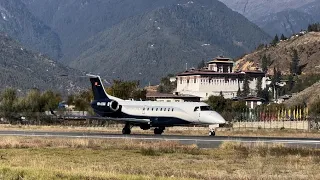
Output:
left=177, top=75, right=267, bottom=100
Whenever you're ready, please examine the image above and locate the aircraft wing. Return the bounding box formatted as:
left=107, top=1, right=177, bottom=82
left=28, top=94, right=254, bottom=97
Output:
left=54, top=114, right=150, bottom=124
left=81, top=116, right=151, bottom=124
left=49, top=110, right=150, bottom=124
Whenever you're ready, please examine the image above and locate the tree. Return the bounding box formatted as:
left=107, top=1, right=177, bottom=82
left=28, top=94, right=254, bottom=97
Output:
left=157, top=75, right=177, bottom=93
left=237, top=87, right=241, bottom=97
left=40, top=90, right=62, bottom=111
left=256, top=77, right=263, bottom=97
left=287, top=74, right=294, bottom=92
left=291, top=49, right=300, bottom=75
left=280, top=34, right=287, bottom=41
left=109, top=80, right=147, bottom=100
left=206, top=95, right=227, bottom=113
left=197, top=60, right=206, bottom=69
left=261, top=54, right=268, bottom=73
left=242, top=74, right=250, bottom=97
left=308, top=23, right=320, bottom=32
left=271, top=34, right=279, bottom=46
left=310, top=98, right=320, bottom=115
left=0, top=88, right=18, bottom=121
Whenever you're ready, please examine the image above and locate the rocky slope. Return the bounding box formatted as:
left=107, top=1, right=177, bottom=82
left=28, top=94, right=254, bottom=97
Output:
left=235, top=32, right=320, bottom=75
left=285, top=82, right=320, bottom=107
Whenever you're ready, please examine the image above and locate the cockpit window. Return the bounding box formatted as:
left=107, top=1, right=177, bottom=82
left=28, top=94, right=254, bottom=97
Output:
left=194, top=107, right=199, bottom=111
left=200, top=106, right=212, bottom=111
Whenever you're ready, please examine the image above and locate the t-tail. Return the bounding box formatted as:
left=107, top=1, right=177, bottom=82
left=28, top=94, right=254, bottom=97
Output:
left=89, top=76, right=109, bottom=101
left=88, top=74, right=123, bottom=102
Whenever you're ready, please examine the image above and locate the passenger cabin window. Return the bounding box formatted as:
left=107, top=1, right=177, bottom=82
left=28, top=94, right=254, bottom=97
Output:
left=156, top=108, right=158, bottom=111
left=200, top=106, right=212, bottom=111
left=160, top=108, right=162, bottom=111
left=164, top=108, right=166, bottom=111
left=194, top=107, right=199, bottom=111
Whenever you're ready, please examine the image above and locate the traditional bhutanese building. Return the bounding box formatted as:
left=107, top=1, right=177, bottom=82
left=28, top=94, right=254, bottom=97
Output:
left=176, top=56, right=267, bottom=100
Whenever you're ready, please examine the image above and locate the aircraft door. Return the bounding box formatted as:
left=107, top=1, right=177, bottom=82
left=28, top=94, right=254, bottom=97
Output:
left=194, top=107, right=201, bottom=122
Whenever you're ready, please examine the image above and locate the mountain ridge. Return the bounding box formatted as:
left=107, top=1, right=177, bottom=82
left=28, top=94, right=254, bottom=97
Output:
left=68, top=1, right=270, bottom=85
left=0, top=33, right=86, bottom=93
left=0, top=0, right=62, bottom=60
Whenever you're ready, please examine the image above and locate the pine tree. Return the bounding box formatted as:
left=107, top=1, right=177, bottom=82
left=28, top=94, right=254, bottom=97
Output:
left=261, top=54, right=268, bottom=73
left=237, top=87, right=241, bottom=97
left=287, top=74, right=294, bottom=92
left=271, top=34, right=279, bottom=46
left=280, top=34, right=287, bottom=41
left=197, top=60, right=206, bottom=69
left=256, top=77, right=263, bottom=97
left=242, top=74, right=250, bottom=97
left=291, top=49, right=299, bottom=75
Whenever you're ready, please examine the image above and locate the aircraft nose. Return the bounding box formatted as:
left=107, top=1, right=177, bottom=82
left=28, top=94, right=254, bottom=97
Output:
left=210, top=111, right=226, bottom=124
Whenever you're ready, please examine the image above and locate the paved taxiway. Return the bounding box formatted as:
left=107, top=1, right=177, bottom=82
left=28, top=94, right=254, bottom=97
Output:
left=0, top=130, right=320, bottom=148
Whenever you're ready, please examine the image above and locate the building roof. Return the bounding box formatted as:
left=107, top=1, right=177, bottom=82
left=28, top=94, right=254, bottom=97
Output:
left=177, top=69, right=265, bottom=76
left=232, top=96, right=266, bottom=101
left=207, top=56, right=234, bottom=64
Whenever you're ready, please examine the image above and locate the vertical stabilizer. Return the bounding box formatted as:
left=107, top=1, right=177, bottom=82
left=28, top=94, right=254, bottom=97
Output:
left=89, top=76, right=109, bottom=100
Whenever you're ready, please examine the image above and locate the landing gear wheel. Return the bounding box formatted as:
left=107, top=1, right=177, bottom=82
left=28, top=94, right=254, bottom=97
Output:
left=122, top=123, right=132, bottom=135
left=209, top=130, right=216, bottom=136
left=122, top=128, right=131, bottom=135
left=154, top=127, right=165, bottom=135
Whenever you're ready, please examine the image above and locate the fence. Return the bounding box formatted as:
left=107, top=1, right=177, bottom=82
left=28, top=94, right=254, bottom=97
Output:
left=229, top=107, right=319, bottom=130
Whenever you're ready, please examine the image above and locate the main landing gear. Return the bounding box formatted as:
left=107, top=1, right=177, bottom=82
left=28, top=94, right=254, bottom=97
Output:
left=154, top=127, right=165, bottom=135
left=209, top=130, right=216, bottom=136
left=122, top=123, right=132, bottom=135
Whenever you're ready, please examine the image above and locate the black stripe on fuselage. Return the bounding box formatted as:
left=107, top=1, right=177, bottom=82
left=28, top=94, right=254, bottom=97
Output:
left=94, top=109, right=191, bottom=127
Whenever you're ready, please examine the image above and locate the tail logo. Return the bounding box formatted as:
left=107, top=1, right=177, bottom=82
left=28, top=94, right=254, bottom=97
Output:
left=95, top=82, right=101, bottom=86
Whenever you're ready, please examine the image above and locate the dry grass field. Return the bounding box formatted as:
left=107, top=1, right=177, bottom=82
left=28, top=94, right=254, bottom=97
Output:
left=0, top=124, right=320, bottom=138
left=0, top=136, right=319, bottom=179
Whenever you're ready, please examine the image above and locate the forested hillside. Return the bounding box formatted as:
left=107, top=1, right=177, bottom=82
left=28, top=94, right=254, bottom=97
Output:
left=22, top=0, right=270, bottom=85
left=219, top=0, right=320, bottom=37
left=235, top=32, right=320, bottom=75
left=0, top=33, right=86, bottom=93
left=0, top=0, right=62, bottom=59
left=68, top=0, right=270, bottom=84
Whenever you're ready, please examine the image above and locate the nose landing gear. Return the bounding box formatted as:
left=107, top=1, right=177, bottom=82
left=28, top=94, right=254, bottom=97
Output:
left=209, top=130, right=216, bottom=136
left=122, top=123, right=132, bottom=135
left=154, top=127, right=165, bottom=135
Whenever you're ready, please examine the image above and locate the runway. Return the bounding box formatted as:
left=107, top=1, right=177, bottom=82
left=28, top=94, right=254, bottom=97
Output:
left=0, top=130, right=320, bottom=148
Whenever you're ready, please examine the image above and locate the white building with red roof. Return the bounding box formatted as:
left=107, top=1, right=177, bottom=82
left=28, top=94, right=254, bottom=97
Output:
left=176, top=56, right=267, bottom=100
